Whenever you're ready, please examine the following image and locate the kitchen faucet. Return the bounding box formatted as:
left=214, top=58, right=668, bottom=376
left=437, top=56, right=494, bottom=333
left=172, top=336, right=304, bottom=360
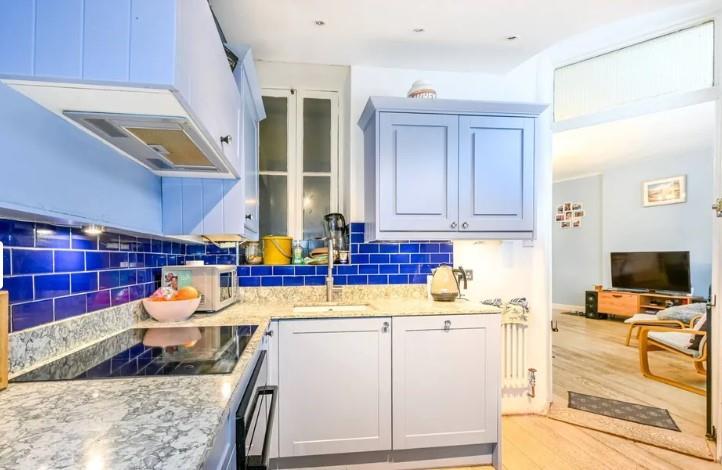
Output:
left=320, top=235, right=342, bottom=302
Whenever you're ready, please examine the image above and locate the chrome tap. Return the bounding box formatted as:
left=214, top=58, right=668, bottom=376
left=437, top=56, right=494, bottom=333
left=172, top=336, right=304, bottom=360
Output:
left=319, top=236, right=342, bottom=302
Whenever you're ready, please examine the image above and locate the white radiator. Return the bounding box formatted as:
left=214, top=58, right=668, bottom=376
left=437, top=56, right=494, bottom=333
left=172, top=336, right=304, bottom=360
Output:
left=502, top=322, right=528, bottom=389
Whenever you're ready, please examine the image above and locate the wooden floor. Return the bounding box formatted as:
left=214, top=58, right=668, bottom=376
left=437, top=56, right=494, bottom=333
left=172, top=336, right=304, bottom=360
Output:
left=552, top=310, right=706, bottom=437
left=441, top=414, right=718, bottom=469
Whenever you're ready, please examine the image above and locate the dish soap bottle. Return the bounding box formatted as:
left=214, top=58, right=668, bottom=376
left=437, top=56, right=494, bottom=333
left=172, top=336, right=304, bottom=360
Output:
left=292, top=240, right=304, bottom=265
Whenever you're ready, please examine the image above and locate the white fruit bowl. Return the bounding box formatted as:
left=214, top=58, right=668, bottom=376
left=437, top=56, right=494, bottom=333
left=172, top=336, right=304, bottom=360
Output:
left=142, top=297, right=201, bottom=322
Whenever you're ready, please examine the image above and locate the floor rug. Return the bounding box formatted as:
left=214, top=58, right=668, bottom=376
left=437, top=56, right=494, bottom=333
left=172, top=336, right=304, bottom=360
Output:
left=568, top=391, right=680, bottom=432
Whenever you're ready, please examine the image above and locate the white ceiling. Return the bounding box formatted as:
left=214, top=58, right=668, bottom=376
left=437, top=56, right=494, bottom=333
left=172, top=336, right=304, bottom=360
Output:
left=210, top=0, right=690, bottom=73
left=553, top=101, right=715, bottom=181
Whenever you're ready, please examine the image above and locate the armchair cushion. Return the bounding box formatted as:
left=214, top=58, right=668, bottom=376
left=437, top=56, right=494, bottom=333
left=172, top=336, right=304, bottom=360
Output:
left=657, top=302, right=706, bottom=323
left=647, top=331, right=700, bottom=357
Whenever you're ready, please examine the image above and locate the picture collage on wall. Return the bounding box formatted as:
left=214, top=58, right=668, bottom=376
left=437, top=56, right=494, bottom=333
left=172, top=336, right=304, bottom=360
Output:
left=555, top=202, right=585, bottom=229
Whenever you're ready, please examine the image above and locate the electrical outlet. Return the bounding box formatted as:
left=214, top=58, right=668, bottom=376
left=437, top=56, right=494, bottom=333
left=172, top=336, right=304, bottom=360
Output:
left=464, top=269, right=473, bottom=281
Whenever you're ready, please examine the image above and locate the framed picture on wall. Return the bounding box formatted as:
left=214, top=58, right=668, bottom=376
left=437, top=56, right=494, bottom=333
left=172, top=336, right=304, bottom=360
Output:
left=643, top=175, right=686, bottom=207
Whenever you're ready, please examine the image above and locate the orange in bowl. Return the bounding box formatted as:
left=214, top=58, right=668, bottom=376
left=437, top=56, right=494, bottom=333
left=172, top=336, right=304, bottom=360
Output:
left=175, top=286, right=200, bottom=301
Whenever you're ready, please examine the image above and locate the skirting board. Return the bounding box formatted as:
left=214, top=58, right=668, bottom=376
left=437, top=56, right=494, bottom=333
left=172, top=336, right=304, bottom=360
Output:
left=552, top=303, right=584, bottom=312
left=270, top=443, right=497, bottom=469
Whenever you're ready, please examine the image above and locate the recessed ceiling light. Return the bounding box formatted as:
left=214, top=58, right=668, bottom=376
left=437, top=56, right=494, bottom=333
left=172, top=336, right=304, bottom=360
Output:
left=413, top=28, right=425, bottom=33
left=82, top=224, right=104, bottom=236
left=506, top=35, right=519, bottom=41
left=314, top=20, right=326, bottom=26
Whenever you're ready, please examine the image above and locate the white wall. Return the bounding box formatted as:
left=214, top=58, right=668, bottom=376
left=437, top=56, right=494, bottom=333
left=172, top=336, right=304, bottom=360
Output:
left=348, top=57, right=554, bottom=414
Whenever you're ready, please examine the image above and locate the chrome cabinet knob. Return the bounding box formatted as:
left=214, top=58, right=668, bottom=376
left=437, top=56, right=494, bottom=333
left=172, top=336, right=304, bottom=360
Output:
left=444, top=320, right=451, bottom=331
left=382, top=321, right=390, bottom=333
left=450, top=222, right=458, bottom=229
left=265, top=330, right=274, bottom=337
left=220, top=135, right=232, bottom=144
left=245, top=213, right=254, bottom=220
left=461, top=222, right=469, bottom=229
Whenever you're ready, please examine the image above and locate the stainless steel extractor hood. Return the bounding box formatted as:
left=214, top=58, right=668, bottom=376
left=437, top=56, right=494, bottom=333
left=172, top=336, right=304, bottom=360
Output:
left=63, top=111, right=231, bottom=175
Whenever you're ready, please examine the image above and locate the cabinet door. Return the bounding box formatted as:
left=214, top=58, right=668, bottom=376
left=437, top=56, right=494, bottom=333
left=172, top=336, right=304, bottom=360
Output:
left=242, top=71, right=260, bottom=239
left=278, top=318, right=392, bottom=457
left=378, top=113, right=458, bottom=232
left=459, top=116, right=534, bottom=232
left=392, top=314, right=500, bottom=450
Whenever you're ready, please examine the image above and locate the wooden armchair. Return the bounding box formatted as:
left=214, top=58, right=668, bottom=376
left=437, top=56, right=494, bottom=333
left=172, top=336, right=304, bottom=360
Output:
left=638, top=317, right=707, bottom=396
left=624, top=313, right=688, bottom=346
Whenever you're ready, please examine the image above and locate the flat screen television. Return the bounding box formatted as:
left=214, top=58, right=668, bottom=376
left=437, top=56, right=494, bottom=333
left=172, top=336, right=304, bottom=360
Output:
left=610, top=251, right=691, bottom=294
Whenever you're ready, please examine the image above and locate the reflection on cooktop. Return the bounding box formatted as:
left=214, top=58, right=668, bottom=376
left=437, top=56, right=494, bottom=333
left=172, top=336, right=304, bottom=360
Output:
left=11, top=325, right=258, bottom=383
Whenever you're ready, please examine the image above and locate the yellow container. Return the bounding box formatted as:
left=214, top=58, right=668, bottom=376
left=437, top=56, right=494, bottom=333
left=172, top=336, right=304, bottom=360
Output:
left=262, top=235, right=293, bottom=265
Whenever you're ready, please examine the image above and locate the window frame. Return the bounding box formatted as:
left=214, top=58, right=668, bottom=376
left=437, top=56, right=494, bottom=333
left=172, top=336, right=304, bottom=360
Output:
left=259, top=87, right=340, bottom=240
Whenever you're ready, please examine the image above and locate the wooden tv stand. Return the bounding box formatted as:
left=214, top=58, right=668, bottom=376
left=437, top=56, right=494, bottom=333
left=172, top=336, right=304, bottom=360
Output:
left=597, top=289, right=703, bottom=318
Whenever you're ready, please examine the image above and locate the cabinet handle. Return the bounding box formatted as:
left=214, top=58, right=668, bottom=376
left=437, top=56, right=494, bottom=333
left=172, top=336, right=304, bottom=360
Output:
left=612, top=294, right=622, bottom=298
left=444, top=320, right=451, bottom=331
left=382, top=321, right=390, bottom=333
left=450, top=222, right=458, bottom=229
left=265, top=329, right=273, bottom=337
left=245, top=213, right=254, bottom=221
left=461, top=222, right=469, bottom=230
left=220, top=135, right=232, bottom=144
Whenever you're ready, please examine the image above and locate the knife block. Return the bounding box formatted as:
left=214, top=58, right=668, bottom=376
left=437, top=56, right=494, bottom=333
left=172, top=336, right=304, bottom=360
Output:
left=0, top=291, right=7, bottom=390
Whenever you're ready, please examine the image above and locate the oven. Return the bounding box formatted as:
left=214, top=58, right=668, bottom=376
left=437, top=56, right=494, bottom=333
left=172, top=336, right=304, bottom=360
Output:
left=236, top=350, right=277, bottom=470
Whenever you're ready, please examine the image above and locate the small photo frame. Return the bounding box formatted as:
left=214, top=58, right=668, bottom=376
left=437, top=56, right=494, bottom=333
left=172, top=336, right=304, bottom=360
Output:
left=564, top=211, right=573, bottom=220
left=572, top=203, right=582, bottom=211
left=561, top=221, right=571, bottom=229
left=573, top=210, right=584, bottom=218
left=643, top=175, right=686, bottom=207
left=555, top=214, right=565, bottom=222
left=556, top=205, right=564, bottom=214
left=572, top=220, right=581, bottom=228
left=563, top=202, right=572, bottom=211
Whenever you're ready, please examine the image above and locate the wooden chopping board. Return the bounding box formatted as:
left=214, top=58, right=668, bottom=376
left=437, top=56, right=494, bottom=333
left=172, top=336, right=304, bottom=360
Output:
left=0, top=291, right=7, bottom=390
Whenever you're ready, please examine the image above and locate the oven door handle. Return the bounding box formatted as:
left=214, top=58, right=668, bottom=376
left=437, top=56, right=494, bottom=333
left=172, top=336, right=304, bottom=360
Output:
left=245, top=386, right=277, bottom=470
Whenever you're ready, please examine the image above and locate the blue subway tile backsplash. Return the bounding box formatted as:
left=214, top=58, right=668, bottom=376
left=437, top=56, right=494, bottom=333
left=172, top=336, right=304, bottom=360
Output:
left=1, top=219, right=451, bottom=332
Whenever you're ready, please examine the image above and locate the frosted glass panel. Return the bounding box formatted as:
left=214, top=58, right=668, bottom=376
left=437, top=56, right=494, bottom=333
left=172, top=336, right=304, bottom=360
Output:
left=303, top=176, right=331, bottom=239
left=303, top=98, right=332, bottom=172
left=260, top=96, right=287, bottom=172
left=260, top=175, right=287, bottom=236
left=555, top=22, right=714, bottom=121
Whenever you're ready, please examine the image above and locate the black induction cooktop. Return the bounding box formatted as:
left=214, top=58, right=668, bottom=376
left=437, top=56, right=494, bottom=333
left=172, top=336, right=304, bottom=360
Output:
left=11, top=325, right=258, bottom=383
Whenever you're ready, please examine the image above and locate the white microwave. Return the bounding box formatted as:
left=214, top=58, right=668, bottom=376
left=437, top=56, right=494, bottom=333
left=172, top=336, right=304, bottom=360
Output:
left=161, top=265, right=238, bottom=312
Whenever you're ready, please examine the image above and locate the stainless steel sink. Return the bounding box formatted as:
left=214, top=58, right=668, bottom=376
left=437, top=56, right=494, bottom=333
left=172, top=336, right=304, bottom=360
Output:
left=292, top=304, right=369, bottom=313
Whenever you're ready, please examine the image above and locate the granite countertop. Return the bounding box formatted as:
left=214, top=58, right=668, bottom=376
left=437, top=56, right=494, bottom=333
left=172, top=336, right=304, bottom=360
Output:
left=0, top=298, right=500, bottom=470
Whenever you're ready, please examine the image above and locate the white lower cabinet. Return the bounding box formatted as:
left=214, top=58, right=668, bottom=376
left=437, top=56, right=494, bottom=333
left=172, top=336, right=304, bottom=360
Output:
left=392, top=314, right=500, bottom=450
left=277, top=318, right=392, bottom=457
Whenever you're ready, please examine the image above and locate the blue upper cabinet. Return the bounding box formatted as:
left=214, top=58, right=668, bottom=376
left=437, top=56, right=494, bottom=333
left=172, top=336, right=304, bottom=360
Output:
left=0, top=0, right=243, bottom=179
left=359, top=97, right=547, bottom=241
left=378, top=113, right=459, bottom=232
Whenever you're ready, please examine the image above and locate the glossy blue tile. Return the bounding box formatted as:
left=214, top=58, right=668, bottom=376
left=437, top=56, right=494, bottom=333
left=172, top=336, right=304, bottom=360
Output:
left=294, top=266, right=316, bottom=275
left=237, top=266, right=250, bottom=276
left=429, top=253, right=450, bottom=263
left=71, top=229, right=98, bottom=250
left=389, top=254, right=410, bottom=264
left=151, top=239, right=163, bottom=253
left=35, top=274, right=70, bottom=299
left=333, top=275, right=348, bottom=285
left=399, top=243, right=420, bottom=253
left=378, top=244, right=399, bottom=254
left=109, top=252, right=129, bottom=268
left=388, top=274, right=409, bottom=284
left=350, top=222, right=365, bottom=234
left=439, top=243, right=453, bottom=254
left=420, top=264, right=435, bottom=274
left=400, top=264, right=420, bottom=274
left=12, top=300, right=54, bottom=331
left=0, top=219, right=35, bottom=247
left=3, top=248, right=10, bottom=276
left=172, top=242, right=183, bottom=255
left=379, top=264, right=399, bottom=274
left=251, top=266, right=272, bottom=276
left=118, top=270, right=136, bottom=286
left=86, top=251, right=110, bottom=270
left=3, top=276, right=34, bottom=303
left=99, top=233, right=120, bottom=251
left=304, top=276, right=325, bottom=286
left=54, top=250, right=85, bottom=272
left=352, top=244, right=360, bottom=254
left=409, top=254, right=429, bottom=264
left=99, top=271, right=120, bottom=289
left=358, top=264, right=378, bottom=274
left=111, top=287, right=130, bottom=305
left=71, top=272, right=98, bottom=293
left=282, top=276, right=304, bottom=286
left=369, top=254, right=389, bottom=264
left=315, top=266, right=328, bottom=275
left=136, top=269, right=150, bottom=283
left=368, top=275, right=388, bottom=284
left=346, top=275, right=367, bottom=285
left=350, top=233, right=364, bottom=244
left=186, top=244, right=205, bottom=255
left=351, top=254, right=369, bottom=264
left=409, top=274, right=428, bottom=284
left=12, top=249, right=53, bottom=274
left=216, top=255, right=235, bottom=265
left=240, top=276, right=261, bottom=287
left=137, top=238, right=152, bottom=253
left=129, top=285, right=145, bottom=301
left=336, top=265, right=357, bottom=275
left=273, top=266, right=294, bottom=276
left=87, top=290, right=111, bottom=312
left=359, top=244, right=379, bottom=254
left=55, top=294, right=87, bottom=320
left=162, top=241, right=174, bottom=254
left=261, top=276, right=282, bottom=287
left=420, top=243, right=440, bottom=253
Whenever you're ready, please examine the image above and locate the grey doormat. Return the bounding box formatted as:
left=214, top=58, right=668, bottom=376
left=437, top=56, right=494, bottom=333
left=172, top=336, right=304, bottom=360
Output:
left=568, top=391, right=681, bottom=432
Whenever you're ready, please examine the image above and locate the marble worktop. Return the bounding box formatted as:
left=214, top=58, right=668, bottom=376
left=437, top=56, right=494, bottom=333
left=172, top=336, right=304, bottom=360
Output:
left=0, top=289, right=500, bottom=470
